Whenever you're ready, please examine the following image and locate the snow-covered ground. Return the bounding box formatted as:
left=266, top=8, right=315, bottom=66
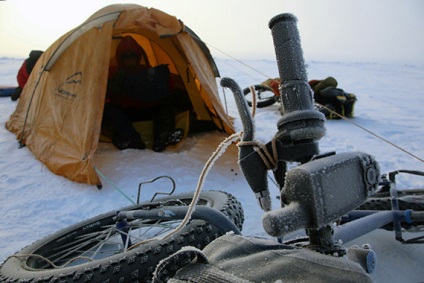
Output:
left=1, top=57, right=423, bottom=282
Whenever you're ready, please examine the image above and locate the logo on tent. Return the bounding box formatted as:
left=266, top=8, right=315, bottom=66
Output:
left=55, top=71, right=82, bottom=99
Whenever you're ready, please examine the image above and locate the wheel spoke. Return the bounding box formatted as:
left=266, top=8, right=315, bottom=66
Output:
left=41, top=229, right=115, bottom=268
left=35, top=218, right=183, bottom=269
left=89, top=228, right=114, bottom=260
left=2, top=191, right=243, bottom=283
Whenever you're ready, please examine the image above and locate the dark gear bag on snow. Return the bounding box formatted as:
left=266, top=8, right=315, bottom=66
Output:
left=153, top=234, right=373, bottom=283
left=309, top=76, right=357, bottom=119
left=122, top=64, right=171, bottom=103
left=315, top=86, right=357, bottom=119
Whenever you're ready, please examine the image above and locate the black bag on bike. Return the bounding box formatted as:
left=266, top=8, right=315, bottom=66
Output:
left=153, top=234, right=373, bottom=283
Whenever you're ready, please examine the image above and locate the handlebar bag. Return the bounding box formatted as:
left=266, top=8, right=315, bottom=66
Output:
left=154, top=233, right=373, bottom=283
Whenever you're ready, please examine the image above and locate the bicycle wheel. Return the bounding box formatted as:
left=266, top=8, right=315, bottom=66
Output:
left=357, top=190, right=424, bottom=231
left=243, top=84, right=277, bottom=108
left=0, top=191, right=244, bottom=283
left=358, top=190, right=424, bottom=211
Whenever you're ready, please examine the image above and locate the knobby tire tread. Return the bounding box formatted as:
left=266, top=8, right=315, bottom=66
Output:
left=358, top=193, right=424, bottom=211
left=357, top=192, right=424, bottom=230
left=0, top=191, right=244, bottom=283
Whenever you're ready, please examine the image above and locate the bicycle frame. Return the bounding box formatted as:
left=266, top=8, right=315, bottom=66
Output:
left=338, top=170, right=424, bottom=245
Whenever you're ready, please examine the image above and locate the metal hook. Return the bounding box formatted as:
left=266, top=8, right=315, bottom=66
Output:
left=137, top=175, right=176, bottom=204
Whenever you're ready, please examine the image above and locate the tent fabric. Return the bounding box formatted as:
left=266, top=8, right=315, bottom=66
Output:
left=6, top=4, right=235, bottom=186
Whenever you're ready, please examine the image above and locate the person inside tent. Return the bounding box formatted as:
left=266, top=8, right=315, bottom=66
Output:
left=11, top=50, right=44, bottom=101
left=102, top=35, right=184, bottom=152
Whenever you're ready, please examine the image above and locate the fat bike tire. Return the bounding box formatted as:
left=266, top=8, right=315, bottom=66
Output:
left=243, top=84, right=277, bottom=108
left=358, top=190, right=424, bottom=211
left=0, top=190, right=244, bottom=283
left=357, top=190, right=424, bottom=230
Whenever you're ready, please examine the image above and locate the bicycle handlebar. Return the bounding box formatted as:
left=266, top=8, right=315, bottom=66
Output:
left=221, top=13, right=327, bottom=212
left=223, top=13, right=381, bottom=243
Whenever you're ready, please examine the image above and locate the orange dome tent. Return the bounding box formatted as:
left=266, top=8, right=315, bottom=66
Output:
left=6, top=4, right=235, bottom=186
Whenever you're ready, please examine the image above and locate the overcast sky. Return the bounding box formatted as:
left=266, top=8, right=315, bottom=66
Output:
left=1, top=0, right=423, bottom=64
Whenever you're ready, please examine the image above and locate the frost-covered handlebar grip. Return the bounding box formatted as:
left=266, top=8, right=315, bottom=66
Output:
left=269, top=13, right=307, bottom=82
left=268, top=13, right=325, bottom=162
left=269, top=12, right=317, bottom=114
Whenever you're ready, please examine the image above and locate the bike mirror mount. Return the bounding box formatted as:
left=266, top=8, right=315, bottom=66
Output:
left=220, top=13, right=327, bottom=212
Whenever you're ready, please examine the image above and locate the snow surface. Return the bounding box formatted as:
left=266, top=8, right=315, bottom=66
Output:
left=1, top=57, right=424, bottom=282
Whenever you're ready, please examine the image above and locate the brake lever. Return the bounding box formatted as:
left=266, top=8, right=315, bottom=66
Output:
left=221, top=77, right=272, bottom=211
